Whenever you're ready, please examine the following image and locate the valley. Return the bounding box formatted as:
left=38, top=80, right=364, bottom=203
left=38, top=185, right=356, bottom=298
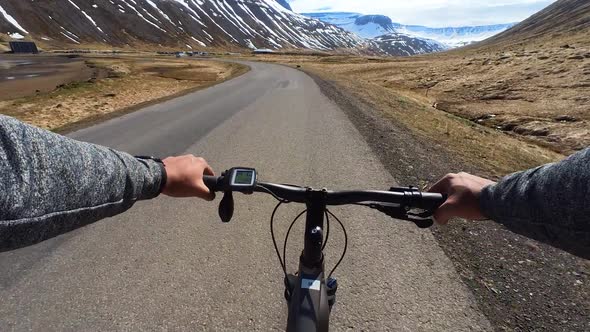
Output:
left=0, top=0, right=589, bottom=331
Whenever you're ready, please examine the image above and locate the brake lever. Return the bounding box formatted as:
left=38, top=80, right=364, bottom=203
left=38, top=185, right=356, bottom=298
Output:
left=219, top=191, right=234, bottom=223
left=368, top=203, right=434, bottom=229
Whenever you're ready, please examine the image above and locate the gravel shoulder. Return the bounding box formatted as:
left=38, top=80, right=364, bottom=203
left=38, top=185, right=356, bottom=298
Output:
left=309, top=72, right=590, bottom=332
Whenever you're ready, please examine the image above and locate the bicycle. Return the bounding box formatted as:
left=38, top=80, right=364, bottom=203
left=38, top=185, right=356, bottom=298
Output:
left=204, top=168, right=445, bottom=332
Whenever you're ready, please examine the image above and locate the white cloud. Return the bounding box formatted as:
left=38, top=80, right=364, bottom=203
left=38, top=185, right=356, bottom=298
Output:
left=289, top=0, right=557, bottom=27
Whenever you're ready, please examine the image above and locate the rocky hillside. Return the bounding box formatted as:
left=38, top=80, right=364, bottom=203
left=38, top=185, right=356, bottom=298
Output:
left=0, top=0, right=364, bottom=51
left=397, top=0, right=590, bottom=154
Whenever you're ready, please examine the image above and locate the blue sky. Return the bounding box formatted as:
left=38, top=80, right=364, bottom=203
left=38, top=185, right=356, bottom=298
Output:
left=288, top=0, right=557, bottom=27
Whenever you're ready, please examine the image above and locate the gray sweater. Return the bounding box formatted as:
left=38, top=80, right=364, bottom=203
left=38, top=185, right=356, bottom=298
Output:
left=481, top=149, right=590, bottom=258
left=1, top=116, right=589, bottom=257
left=0, top=115, right=163, bottom=251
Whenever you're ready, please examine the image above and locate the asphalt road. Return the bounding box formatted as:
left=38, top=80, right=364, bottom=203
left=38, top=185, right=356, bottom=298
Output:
left=0, top=61, right=492, bottom=331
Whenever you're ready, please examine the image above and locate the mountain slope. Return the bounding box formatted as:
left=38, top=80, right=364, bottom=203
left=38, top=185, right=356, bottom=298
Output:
left=304, top=12, right=515, bottom=48
left=0, top=0, right=364, bottom=51
left=475, top=0, right=590, bottom=49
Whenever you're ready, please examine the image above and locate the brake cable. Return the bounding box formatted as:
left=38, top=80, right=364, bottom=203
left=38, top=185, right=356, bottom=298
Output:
left=270, top=201, right=288, bottom=277
left=326, top=209, right=348, bottom=279
left=258, top=185, right=289, bottom=203
left=282, top=209, right=307, bottom=274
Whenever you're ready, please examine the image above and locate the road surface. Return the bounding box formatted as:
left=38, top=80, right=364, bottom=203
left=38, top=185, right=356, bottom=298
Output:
left=0, top=61, right=492, bottom=331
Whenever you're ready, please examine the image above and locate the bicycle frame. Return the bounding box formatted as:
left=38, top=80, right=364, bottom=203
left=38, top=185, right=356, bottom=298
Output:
left=285, top=189, right=331, bottom=332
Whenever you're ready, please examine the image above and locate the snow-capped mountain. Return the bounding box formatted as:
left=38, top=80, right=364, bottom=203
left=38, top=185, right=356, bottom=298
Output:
left=304, top=12, right=446, bottom=55
left=304, top=12, right=516, bottom=48
left=0, top=0, right=364, bottom=51
left=305, top=13, right=397, bottom=39
left=370, top=33, right=446, bottom=56
left=398, top=24, right=518, bottom=48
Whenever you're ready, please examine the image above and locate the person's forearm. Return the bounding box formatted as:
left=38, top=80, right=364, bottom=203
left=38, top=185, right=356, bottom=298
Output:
left=0, top=115, right=164, bottom=251
left=480, top=148, right=590, bottom=257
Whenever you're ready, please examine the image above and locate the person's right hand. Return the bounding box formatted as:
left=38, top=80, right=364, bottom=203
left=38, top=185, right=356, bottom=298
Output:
left=161, top=155, right=215, bottom=200
left=428, top=172, right=496, bottom=225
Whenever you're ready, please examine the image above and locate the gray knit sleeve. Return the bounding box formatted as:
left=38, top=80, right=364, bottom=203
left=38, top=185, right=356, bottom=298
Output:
left=0, top=115, right=165, bottom=251
left=480, top=147, right=590, bottom=258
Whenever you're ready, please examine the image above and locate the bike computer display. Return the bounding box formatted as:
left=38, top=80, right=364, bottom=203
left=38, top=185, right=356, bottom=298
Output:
left=229, top=167, right=257, bottom=192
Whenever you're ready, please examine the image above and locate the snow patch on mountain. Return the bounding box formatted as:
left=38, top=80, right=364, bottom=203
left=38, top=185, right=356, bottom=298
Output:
left=0, top=4, right=28, bottom=33
left=8, top=32, right=25, bottom=39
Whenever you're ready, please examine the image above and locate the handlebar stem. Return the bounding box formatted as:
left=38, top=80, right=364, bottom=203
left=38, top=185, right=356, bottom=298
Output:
left=302, top=189, right=327, bottom=268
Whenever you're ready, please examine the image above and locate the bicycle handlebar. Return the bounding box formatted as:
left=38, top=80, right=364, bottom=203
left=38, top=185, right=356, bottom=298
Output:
left=204, top=176, right=445, bottom=211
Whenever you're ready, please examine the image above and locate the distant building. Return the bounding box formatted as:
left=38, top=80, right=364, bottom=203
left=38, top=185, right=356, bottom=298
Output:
left=9, top=41, right=39, bottom=54
left=252, top=48, right=275, bottom=54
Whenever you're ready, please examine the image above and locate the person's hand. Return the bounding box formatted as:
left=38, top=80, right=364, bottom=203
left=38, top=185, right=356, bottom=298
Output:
left=161, top=155, right=215, bottom=200
left=428, top=172, right=496, bottom=225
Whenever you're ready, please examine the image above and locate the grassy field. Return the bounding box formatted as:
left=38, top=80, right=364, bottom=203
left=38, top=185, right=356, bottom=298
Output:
left=0, top=55, right=248, bottom=131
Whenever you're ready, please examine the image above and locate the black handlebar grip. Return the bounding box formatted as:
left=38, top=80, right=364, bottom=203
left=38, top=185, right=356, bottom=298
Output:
left=203, top=176, right=221, bottom=192
left=420, top=193, right=447, bottom=211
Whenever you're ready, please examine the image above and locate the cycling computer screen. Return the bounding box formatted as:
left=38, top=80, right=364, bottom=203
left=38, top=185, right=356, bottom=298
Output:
left=230, top=168, right=256, bottom=189
left=234, top=170, right=254, bottom=185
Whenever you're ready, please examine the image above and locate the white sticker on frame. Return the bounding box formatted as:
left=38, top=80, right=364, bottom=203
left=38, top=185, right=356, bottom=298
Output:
left=301, top=278, right=321, bottom=291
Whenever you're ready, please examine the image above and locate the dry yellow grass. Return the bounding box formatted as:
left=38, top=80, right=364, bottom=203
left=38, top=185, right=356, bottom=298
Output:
left=0, top=55, right=248, bottom=131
